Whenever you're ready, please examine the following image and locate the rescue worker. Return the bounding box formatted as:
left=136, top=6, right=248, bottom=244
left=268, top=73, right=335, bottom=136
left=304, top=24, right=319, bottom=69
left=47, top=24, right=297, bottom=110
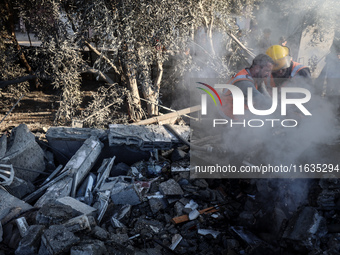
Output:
left=265, top=45, right=311, bottom=88
left=220, top=54, right=274, bottom=119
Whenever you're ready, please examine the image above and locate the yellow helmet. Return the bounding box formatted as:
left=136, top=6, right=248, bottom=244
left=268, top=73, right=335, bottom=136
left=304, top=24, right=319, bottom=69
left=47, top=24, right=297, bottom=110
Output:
left=266, top=45, right=292, bottom=71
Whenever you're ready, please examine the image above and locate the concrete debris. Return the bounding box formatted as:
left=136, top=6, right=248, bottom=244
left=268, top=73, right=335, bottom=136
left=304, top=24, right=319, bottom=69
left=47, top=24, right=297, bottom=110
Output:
left=0, top=188, right=33, bottom=222
left=169, top=233, right=183, bottom=251
left=15, top=217, right=29, bottom=237
left=36, top=203, right=74, bottom=225
left=56, top=196, right=97, bottom=217
left=45, top=127, right=107, bottom=165
left=184, top=200, right=199, bottom=210
left=39, top=225, right=80, bottom=255
left=35, top=135, right=103, bottom=207
left=94, top=190, right=110, bottom=223
left=282, top=206, right=327, bottom=252
left=188, top=209, right=200, bottom=220
left=6, top=177, right=35, bottom=199
left=1, top=124, right=339, bottom=254
left=63, top=215, right=91, bottom=232
left=108, top=124, right=190, bottom=150
left=110, top=182, right=141, bottom=205
left=159, top=178, right=184, bottom=196
left=15, top=225, right=45, bottom=255
left=70, top=240, right=107, bottom=255
left=1, top=124, right=45, bottom=182
left=198, top=229, right=221, bottom=239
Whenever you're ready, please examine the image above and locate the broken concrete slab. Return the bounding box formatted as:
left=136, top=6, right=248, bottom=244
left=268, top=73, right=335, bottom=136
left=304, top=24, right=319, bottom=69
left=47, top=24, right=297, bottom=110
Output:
left=39, top=225, right=80, bottom=255
left=46, top=127, right=107, bottom=165
left=6, top=177, right=35, bottom=199
left=159, top=179, right=184, bottom=196
left=15, top=217, right=29, bottom=237
left=36, top=203, right=74, bottom=225
left=1, top=124, right=45, bottom=182
left=0, top=189, right=33, bottom=223
left=15, top=225, right=45, bottom=255
left=148, top=197, right=167, bottom=214
left=282, top=206, right=327, bottom=252
left=35, top=135, right=103, bottom=207
left=34, top=176, right=73, bottom=208
left=63, top=215, right=91, bottom=233
left=56, top=196, right=97, bottom=217
left=70, top=240, right=107, bottom=255
left=108, top=124, right=190, bottom=151
left=110, top=182, right=142, bottom=206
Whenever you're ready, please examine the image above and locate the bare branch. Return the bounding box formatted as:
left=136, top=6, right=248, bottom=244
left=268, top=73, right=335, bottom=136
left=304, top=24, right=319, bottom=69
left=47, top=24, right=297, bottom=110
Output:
left=0, top=75, right=36, bottom=89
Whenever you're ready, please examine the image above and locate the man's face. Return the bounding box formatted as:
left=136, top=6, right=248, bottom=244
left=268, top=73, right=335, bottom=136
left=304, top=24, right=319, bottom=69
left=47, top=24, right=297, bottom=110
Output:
left=272, top=68, right=288, bottom=78
left=256, top=63, right=273, bottom=79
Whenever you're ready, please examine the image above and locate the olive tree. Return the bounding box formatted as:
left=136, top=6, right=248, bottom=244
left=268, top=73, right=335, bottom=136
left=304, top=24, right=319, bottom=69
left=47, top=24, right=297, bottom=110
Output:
left=2, top=0, right=259, bottom=126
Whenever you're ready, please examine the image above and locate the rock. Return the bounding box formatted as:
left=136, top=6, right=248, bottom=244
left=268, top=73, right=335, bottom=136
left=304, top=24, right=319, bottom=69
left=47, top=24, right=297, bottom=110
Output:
left=70, top=240, right=107, bottom=255
left=56, top=196, right=97, bottom=216
left=193, top=179, right=209, bottom=189
left=110, top=182, right=141, bottom=205
left=63, top=215, right=91, bottom=233
left=36, top=203, right=74, bottom=225
left=0, top=189, right=33, bottom=222
left=110, top=233, right=130, bottom=245
left=15, top=225, right=45, bottom=255
left=39, top=225, right=80, bottom=255
left=159, top=179, right=184, bottom=196
left=148, top=197, right=167, bottom=214
left=188, top=209, right=200, bottom=220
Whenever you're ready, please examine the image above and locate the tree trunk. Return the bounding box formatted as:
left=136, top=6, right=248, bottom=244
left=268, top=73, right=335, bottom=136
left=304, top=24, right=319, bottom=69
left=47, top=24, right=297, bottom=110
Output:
left=151, top=59, right=164, bottom=116
left=5, top=0, right=32, bottom=74
left=124, top=62, right=144, bottom=121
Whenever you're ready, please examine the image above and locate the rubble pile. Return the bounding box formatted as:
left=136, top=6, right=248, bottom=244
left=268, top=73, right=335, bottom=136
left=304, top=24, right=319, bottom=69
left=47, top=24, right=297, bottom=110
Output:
left=0, top=124, right=340, bottom=254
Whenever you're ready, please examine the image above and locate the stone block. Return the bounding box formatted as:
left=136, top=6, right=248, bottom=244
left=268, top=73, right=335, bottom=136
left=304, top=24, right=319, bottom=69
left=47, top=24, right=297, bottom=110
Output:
left=15, top=225, right=45, bottom=255
left=36, top=203, right=74, bottom=225
left=70, top=240, right=107, bottom=255
left=56, top=196, right=97, bottom=216
left=39, top=225, right=80, bottom=255
left=159, top=179, right=184, bottom=196
left=0, top=189, right=33, bottom=222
